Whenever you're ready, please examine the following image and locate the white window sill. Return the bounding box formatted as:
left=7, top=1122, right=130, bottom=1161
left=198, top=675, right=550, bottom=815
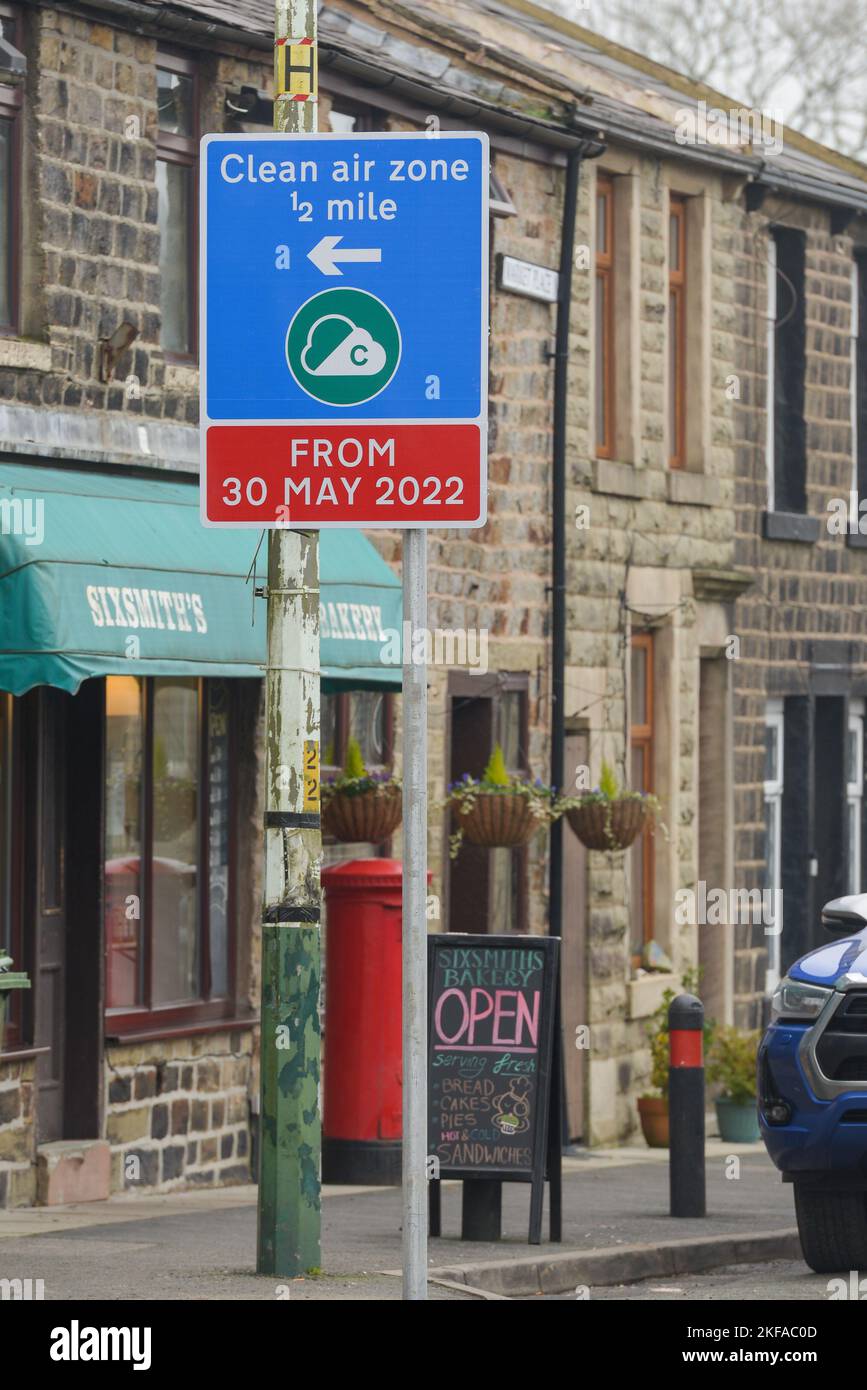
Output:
left=0, top=337, right=51, bottom=371
left=628, top=971, right=678, bottom=1020
left=164, top=361, right=199, bottom=392
left=592, top=457, right=648, bottom=499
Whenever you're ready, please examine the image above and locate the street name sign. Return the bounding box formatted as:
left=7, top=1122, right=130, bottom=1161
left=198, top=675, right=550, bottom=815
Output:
left=496, top=253, right=559, bottom=304
left=200, top=131, right=489, bottom=528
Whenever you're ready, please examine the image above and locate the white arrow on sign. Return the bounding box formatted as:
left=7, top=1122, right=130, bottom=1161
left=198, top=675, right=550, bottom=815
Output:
left=307, top=235, right=382, bottom=277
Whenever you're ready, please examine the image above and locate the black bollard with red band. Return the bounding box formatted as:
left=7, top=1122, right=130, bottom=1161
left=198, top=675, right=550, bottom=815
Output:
left=668, top=992, right=706, bottom=1218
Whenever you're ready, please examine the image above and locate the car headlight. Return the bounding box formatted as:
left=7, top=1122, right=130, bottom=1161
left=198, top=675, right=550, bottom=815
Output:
left=770, top=977, right=834, bottom=1021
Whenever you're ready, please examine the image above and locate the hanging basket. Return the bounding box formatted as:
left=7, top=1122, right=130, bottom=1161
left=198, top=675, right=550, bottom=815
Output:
left=566, top=797, right=648, bottom=851
left=322, top=787, right=402, bottom=844
left=453, top=792, right=541, bottom=849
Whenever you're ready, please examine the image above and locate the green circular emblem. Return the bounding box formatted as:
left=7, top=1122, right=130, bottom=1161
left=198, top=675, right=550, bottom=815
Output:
left=285, top=287, right=402, bottom=407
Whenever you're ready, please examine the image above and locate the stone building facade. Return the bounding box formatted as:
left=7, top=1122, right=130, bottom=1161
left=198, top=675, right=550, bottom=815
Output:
left=4, top=0, right=867, bottom=1209
left=732, top=191, right=867, bottom=1026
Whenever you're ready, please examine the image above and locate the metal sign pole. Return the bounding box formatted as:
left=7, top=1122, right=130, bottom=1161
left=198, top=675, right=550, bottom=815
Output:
left=402, top=527, right=428, bottom=1300
left=257, top=0, right=321, bottom=1278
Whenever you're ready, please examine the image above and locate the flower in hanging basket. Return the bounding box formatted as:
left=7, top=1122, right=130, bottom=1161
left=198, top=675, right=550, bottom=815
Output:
left=321, top=737, right=402, bottom=844
left=445, top=744, right=557, bottom=858
left=556, top=760, right=662, bottom=851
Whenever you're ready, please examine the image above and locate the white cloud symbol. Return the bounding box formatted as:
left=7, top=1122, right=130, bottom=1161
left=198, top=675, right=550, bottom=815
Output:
left=301, top=314, right=387, bottom=377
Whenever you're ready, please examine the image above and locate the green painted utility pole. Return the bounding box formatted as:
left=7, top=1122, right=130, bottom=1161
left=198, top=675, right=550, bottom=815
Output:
left=257, top=0, right=322, bottom=1277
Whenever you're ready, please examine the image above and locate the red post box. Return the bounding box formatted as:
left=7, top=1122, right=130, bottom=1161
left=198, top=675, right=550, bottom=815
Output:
left=322, top=859, right=404, bottom=1184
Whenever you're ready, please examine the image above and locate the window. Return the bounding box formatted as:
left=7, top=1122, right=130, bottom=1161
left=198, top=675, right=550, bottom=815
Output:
left=0, top=4, right=23, bottom=332
left=848, top=701, right=864, bottom=895
left=854, top=256, right=867, bottom=506
left=322, top=689, right=394, bottom=778
left=156, top=52, right=197, bottom=357
left=446, top=674, right=529, bottom=934
left=630, top=634, right=654, bottom=962
left=104, top=677, right=234, bottom=1027
left=764, top=700, right=784, bottom=990
left=595, top=174, right=614, bottom=459
left=668, top=197, right=686, bottom=468
left=328, top=103, right=380, bottom=133
left=768, top=227, right=807, bottom=513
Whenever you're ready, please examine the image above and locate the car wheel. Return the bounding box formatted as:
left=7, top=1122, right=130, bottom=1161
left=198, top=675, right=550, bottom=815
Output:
left=794, top=1184, right=867, bottom=1272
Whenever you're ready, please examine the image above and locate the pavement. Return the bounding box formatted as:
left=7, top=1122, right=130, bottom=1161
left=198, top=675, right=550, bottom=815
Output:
left=535, top=1260, right=845, bottom=1301
left=0, top=1140, right=801, bottom=1300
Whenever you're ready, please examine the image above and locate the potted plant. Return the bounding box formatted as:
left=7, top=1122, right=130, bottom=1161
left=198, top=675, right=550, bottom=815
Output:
left=447, top=745, right=556, bottom=858
left=638, top=988, right=675, bottom=1147
left=559, top=760, right=661, bottom=852
left=321, top=737, right=402, bottom=844
left=637, top=973, right=714, bottom=1148
left=708, top=1026, right=761, bottom=1143
left=0, top=953, right=30, bottom=1053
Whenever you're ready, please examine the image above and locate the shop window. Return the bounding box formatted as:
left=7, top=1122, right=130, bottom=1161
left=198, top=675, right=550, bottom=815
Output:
left=321, top=689, right=394, bottom=775
left=0, top=690, right=23, bottom=1048
left=595, top=173, right=614, bottom=459
left=156, top=51, right=198, bottom=358
left=447, top=675, right=529, bottom=935
left=668, top=197, right=686, bottom=468
left=629, top=633, right=654, bottom=964
left=104, top=676, right=234, bottom=1027
left=0, top=4, right=23, bottom=333
left=768, top=227, right=807, bottom=513
left=848, top=701, right=864, bottom=895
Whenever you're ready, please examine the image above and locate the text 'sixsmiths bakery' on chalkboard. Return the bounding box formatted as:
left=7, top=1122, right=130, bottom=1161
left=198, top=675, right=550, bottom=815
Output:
left=427, top=934, right=559, bottom=1180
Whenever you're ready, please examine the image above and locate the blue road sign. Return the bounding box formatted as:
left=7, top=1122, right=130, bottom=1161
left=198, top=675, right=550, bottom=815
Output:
left=200, top=131, right=489, bottom=527
left=201, top=131, right=488, bottom=425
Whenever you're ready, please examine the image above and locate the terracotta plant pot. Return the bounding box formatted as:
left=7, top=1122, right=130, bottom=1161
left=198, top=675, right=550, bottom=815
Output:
left=566, top=797, right=648, bottom=851
left=322, top=787, right=402, bottom=844
left=637, top=1095, right=669, bottom=1148
left=453, top=792, right=540, bottom=848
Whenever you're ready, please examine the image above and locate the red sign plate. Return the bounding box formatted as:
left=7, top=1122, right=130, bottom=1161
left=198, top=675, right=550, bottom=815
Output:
left=204, top=424, right=483, bottom=527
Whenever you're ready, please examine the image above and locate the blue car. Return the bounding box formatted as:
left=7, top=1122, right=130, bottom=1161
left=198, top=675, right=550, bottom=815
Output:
left=760, top=894, right=867, bottom=1271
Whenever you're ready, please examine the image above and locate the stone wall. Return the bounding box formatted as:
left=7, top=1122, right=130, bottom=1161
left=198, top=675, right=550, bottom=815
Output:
left=105, top=1032, right=253, bottom=1194
left=732, top=197, right=867, bottom=1025
left=0, top=1056, right=37, bottom=1207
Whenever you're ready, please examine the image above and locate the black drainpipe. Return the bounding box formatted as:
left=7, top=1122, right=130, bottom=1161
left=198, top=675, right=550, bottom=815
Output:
left=549, top=138, right=605, bottom=941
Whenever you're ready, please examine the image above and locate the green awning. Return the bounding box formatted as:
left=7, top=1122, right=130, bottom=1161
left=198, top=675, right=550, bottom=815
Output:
left=0, top=464, right=402, bottom=696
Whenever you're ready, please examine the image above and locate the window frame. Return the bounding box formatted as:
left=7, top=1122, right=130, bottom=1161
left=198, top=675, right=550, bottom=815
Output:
left=489, top=683, right=530, bottom=936
left=595, top=172, right=615, bottom=460
left=769, top=225, right=808, bottom=514
left=104, top=676, right=237, bottom=1036
left=0, top=1, right=23, bottom=336
left=766, top=235, right=777, bottom=510
left=629, top=632, right=655, bottom=964
left=321, top=689, right=395, bottom=783
left=156, top=48, right=199, bottom=362
left=763, top=700, right=784, bottom=990
left=0, top=691, right=25, bottom=1049
left=668, top=195, right=687, bottom=469
left=848, top=700, right=864, bottom=896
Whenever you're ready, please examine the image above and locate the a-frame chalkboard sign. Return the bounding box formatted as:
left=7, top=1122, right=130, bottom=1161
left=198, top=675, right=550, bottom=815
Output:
left=427, top=933, right=562, bottom=1245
